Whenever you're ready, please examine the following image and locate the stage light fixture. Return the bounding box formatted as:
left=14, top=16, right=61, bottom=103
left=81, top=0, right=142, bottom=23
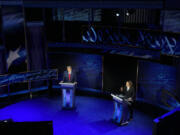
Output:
left=116, top=13, right=120, bottom=17
left=125, top=9, right=135, bottom=16
left=126, top=12, right=130, bottom=16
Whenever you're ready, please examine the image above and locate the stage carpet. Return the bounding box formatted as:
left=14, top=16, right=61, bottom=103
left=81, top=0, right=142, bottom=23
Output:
left=0, top=95, right=153, bottom=135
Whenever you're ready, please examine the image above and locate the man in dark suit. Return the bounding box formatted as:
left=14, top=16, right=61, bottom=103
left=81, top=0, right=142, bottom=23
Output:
left=120, top=81, right=135, bottom=121
left=62, top=66, right=77, bottom=83
left=60, top=66, right=77, bottom=108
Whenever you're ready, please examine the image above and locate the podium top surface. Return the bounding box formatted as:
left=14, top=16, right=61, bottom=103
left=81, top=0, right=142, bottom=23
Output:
left=59, top=82, right=76, bottom=85
left=111, top=94, right=131, bottom=105
left=111, top=94, right=123, bottom=102
left=59, top=82, right=77, bottom=88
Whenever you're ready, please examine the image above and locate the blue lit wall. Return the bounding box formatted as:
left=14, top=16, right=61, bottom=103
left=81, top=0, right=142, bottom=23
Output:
left=1, top=6, right=28, bottom=93
left=48, top=52, right=102, bottom=90
left=2, top=6, right=27, bottom=73
left=138, top=60, right=179, bottom=110
left=161, top=10, right=180, bottom=33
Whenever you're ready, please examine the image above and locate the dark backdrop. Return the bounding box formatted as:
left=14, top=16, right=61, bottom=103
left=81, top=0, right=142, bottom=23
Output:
left=138, top=60, right=179, bottom=110
left=48, top=52, right=102, bottom=90
left=103, top=54, right=138, bottom=94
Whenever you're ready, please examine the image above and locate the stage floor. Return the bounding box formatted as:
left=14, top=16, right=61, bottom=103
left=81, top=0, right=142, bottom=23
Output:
left=0, top=95, right=153, bottom=135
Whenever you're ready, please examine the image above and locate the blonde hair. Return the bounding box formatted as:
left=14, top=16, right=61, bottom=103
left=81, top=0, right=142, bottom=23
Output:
left=127, top=80, right=133, bottom=87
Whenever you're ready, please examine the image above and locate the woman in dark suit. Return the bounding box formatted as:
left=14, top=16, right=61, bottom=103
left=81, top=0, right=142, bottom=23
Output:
left=121, top=80, right=135, bottom=121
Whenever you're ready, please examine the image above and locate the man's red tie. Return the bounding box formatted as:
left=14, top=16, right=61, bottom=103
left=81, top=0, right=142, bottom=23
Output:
left=68, top=74, right=71, bottom=81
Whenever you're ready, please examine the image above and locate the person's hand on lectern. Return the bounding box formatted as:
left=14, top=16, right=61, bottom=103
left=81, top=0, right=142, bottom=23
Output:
left=59, top=81, right=63, bottom=84
left=127, top=98, right=133, bottom=101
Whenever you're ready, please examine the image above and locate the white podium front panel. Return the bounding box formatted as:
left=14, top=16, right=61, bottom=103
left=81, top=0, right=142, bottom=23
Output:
left=111, top=94, right=130, bottom=125
left=59, top=83, right=76, bottom=109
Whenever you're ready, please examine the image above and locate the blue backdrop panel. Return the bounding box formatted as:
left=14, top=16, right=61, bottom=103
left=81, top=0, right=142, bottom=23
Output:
left=82, top=26, right=180, bottom=56
left=2, top=6, right=27, bottom=73
left=26, top=22, right=47, bottom=70
left=48, top=52, right=102, bottom=90
left=0, top=69, right=57, bottom=86
left=138, top=60, right=179, bottom=110
left=0, top=47, right=6, bottom=74
left=162, top=10, right=180, bottom=33
left=26, top=22, right=48, bottom=89
left=0, top=47, right=7, bottom=96
left=1, top=6, right=28, bottom=93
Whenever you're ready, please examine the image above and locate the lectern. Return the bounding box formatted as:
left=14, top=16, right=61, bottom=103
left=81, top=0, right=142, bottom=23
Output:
left=111, top=94, right=131, bottom=125
left=59, top=82, right=76, bottom=109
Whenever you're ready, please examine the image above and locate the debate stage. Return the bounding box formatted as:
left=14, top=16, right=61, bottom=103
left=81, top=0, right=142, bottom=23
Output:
left=0, top=95, right=153, bottom=135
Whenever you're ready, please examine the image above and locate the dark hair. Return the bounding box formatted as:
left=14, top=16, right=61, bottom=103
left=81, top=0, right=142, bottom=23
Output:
left=67, top=66, right=72, bottom=69
left=127, top=80, right=133, bottom=87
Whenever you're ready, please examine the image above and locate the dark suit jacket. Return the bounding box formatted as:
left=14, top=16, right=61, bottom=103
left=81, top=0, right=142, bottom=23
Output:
left=63, top=71, right=77, bottom=83
left=123, top=86, right=135, bottom=101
